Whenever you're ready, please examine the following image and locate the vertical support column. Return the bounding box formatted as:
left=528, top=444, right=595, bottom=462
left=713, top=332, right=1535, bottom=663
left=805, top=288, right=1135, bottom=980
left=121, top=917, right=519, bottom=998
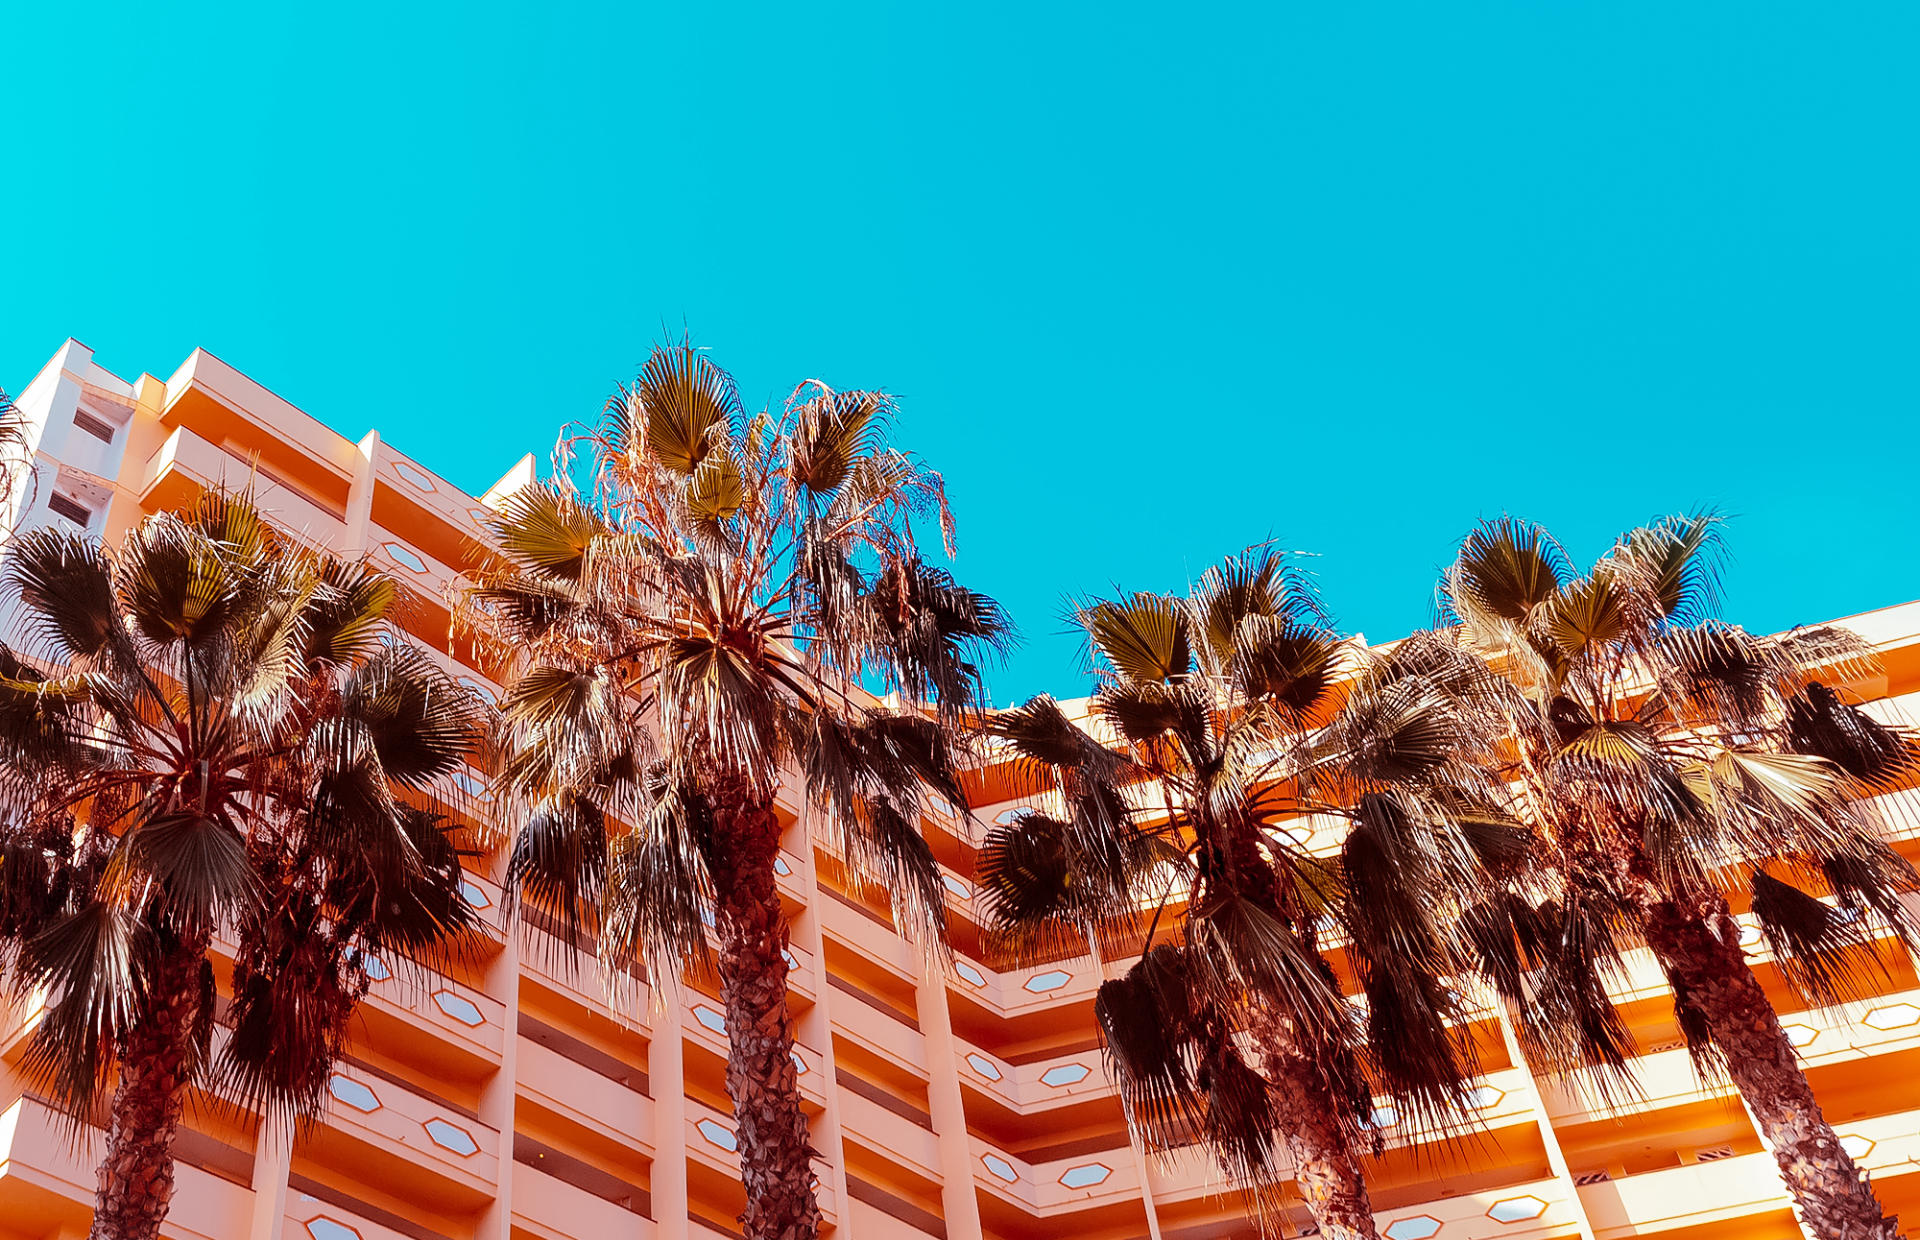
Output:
left=475, top=931, right=522, bottom=1240
left=248, top=1115, right=291, bottom=1240
left=650, top=996, right=690, bottom=1239
left=916, top=965, right=985, bottom=1240
left=344, top=431, right=379, bottom=555
left=788, top=818, right=853, bottom=1235
left=1496, top=1011, right=1599, bottom=1240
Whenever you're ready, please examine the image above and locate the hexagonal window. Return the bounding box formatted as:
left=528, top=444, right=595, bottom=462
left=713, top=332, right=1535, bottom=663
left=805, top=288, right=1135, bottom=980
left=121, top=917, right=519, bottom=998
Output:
left=1863, top=1003, right=1920, bottom=1031
left=327, top=1075, right=380, bottom=1113
left=1783, top=1023, right=1820, bottom=1048
left=954, top=961, right=986, bottom=987
left=942, top=874, right=971, bottom=900
left=1040, top=1063, right=1091, bottom=1088
left=693, top=1005, right=728, bottom=1036
left=383, top=543, right=428, bottom=574
left=981, top=1152, right=1018, bottom=1182
left=1487, top=1194, right=1549, bottom=1223
left=1368, top=1103, right=1400, bottom=1129
left=424, top=1118, right=478, bottom=1156
left=460, top=879, right=491, bottom=909
left=433, top=992, right=485, bottom=1027
left=781, top=948, right=798, bottom=970
left=773, top=856, right=793, bottom=876
left=361, top=954, right=391, bottom=982
left=392, top=461, right=438, bottom=492
left=1024, top=970, right=1072, bottom=994
left=306, top=1220, right=363, bottom=1240
left=1468, top=1085, right=1506, bottom=1109
left=1278, top=822, right=1313, bottom=844
left=790, top=1050, right=808, bottom=1075
left=992, top=807, right=1028, bottom=826
left=1384, top=1216, right=1443, bottom=1240
left=1059, top=1162, right=1112, bottom=1189
left=468, top=507, right=495, bottom=528
left=696, top=1117, right=738, bottom=1152
left=966, top=1053, right=1003, bottom=1081
left=1841, top=1134, right=1877, bottom=1160
left=1738, top=923, right=1763, bottom=947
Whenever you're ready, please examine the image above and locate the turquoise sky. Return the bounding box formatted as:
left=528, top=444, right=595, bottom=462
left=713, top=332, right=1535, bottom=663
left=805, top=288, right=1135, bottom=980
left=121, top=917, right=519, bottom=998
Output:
left=6, top=4, right=1917, bottom=703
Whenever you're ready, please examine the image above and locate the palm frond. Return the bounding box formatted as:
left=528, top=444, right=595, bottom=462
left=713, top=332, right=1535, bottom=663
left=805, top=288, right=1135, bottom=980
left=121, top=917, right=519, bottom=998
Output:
left=504, top=796, right=608, bottom=961
left=488, top=484, right=607, bottom=582
left=3, top=528, right=117, bottom=662
left=1442, top=516, right=1567, bottom=629
left=1749, top=870, right=1888, bottom=1006
left=1095, top=947, right=1205, bottom=1148
left=1082, top=593, right=1192, bottom=686
left=790, top=389, right=888, bottom=496
left=18, top=902, right=149, bottom=1116
left=1605, top=512, right=1724, bottom=626
left=1786, top=682, right=1919, bottom=793
left=624, top=342, right=740, bottom=477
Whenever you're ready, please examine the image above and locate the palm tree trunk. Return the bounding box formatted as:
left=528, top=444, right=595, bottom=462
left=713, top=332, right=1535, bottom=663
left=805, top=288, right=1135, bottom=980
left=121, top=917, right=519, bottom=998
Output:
left=1263, top=1042, right=1380, bottom=1240
left=710, top=791, right=820, bottom=1240
left=88, top=938, right=206, bottom=1240
left=1645, top=901, right=1902, bottom=1240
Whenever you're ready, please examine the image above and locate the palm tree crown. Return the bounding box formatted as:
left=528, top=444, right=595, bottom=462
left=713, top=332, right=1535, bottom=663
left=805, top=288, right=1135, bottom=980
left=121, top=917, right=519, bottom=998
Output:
left=458, top=342, right=1010, bottom=1240
left=0, top=491, right=485, bottom=1240
left=977, top=549, right=1514, bottom=1238
left=1440, top=514, right=1918, bottom=1240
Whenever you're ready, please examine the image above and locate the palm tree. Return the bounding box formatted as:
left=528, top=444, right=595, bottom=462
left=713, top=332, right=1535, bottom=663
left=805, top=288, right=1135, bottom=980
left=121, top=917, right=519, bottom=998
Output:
left=0, top=387, right=29, bottom=517
left=0, top=491, right=486, bottom=1240
left=1439, top=515, right=1916, bottom=1240
left=456, top=342, right=1010, bottom=1240
left=975, top=549, right=1516, bottom=1240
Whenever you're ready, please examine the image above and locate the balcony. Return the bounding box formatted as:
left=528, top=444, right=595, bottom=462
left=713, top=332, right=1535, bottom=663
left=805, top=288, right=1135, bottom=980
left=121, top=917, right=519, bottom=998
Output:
left=284, top=1195, right=419, bottom=1240
left=302, top=1068, right=500, bottom=1206
left=365, top=525, right=466, bottom=619
left=835, top=1085, right=943, bottom=1184
left=1545, top=982, right=1920, bottom=1130
left=158, top=348, right=361, bottom=510
left=367, top=440, right=500, bottom=552
left=359, top=969, right=505, bottom=1068
left=826, top=989, right=926, bottom=1082
left=817, top=887, right=919, bottom=980
left=946, top=950, right=1107, bottom=1020
left=952, top=1038, right=1108, bottom=1114
left=1373, top=1177, right=1588, bottom=1239
left=515, top=1034, right=655, bottom=1152
left=0, top=1094, right=254, bottom=1240
left=1579, top=1148, right=1792, bottom=1237
left=970, top=1133, right=1143, bottom=1215
left=1371, top=1067, right=1541, bottom=1151
left=511, top=1157, right=655, bottom=1240
left=139, top=425, right=348, bottom=549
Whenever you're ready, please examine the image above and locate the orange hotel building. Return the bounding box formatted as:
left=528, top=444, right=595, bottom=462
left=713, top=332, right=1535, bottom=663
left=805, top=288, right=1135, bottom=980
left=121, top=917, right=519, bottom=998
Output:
left=4, top=339, right=1920, bottom=1240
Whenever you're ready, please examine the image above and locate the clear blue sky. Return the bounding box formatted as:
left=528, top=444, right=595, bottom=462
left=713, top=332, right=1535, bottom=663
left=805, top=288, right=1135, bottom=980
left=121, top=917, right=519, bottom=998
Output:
left=6, top=3, right=1918, bottom=704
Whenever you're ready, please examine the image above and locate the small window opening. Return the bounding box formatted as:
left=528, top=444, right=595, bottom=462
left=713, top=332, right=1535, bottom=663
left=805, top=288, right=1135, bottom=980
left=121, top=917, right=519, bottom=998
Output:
left=73, top=410, right=117, bottom=443
left=48, top=493, right=92, bottom=527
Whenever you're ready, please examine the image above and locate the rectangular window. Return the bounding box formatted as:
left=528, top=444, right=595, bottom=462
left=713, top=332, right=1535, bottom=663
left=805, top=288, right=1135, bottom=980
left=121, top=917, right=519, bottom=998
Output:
left=47, top=493, right=92, bottom=527
left=72, top=409, right=117, bottom=443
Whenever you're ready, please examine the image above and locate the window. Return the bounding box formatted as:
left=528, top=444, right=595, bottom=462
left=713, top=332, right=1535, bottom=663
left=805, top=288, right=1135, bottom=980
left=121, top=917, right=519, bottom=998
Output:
left=47, top=493, right=92, bottom=527
left=72, top=409, right=117, bottom=443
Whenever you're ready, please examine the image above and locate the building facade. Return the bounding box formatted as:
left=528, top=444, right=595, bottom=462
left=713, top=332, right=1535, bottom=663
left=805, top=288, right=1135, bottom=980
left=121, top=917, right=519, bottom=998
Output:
left=2, top=339, right=1919, bottom=1240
